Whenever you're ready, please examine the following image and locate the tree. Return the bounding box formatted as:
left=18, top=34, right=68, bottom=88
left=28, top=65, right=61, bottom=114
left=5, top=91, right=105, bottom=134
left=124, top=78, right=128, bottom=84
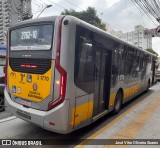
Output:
left=61, top=7, right=106, bottom=31
left=146, top=48, right=159, bottom=58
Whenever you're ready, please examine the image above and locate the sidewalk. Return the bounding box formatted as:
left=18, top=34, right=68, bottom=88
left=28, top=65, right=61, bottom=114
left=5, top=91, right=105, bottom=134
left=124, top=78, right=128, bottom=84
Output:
left=76, top=82, right=160, bottom=148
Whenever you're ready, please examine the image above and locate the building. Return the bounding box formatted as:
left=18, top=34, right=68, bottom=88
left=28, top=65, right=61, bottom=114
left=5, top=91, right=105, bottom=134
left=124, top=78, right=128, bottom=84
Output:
left=105, top=24, right=153, bottom=50
left=105, top=22, right=119, bottom=36
left=118, top=25, right=152, bottom=49
left=0, top=0, right=32, bottom=44
left=19, top=0, right=32, bottom=21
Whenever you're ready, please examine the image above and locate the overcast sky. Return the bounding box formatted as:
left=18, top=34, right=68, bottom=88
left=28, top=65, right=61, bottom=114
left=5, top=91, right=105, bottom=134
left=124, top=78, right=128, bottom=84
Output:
left=32, top=0, right=160, bottom=56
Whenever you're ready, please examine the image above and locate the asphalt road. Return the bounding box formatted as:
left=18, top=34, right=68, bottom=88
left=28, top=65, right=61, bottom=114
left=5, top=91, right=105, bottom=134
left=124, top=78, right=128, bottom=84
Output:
left=0, top=110, right=12, bottom=120
left=0, top=82, right=159, bottom=148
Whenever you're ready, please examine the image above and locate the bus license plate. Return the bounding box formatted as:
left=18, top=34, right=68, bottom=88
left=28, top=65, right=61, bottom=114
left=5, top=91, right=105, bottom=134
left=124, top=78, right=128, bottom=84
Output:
left=20, top=100, right=32, bottom=107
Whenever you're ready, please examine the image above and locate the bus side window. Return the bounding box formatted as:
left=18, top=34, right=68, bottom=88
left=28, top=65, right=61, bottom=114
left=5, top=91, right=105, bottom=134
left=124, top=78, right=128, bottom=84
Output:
left=126, top=47, right=134, bottom=75
left=139, top=52, right=144, bottom=71
left=131, top=50, right=140, bottom=77
left=112, top=42, right=124, bottom=74
left=145, top=54, right=152, bottom=74
left=74, top=26, right=95, bottom=94
left=139, top=52, right=146, bottom=79
left=111, top=42, right=124, bottom=86
left=122, top=46, right=128, bottom=75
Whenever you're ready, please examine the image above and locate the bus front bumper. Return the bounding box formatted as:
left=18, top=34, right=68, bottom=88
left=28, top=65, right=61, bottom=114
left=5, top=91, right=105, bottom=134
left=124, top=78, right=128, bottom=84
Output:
left=4, top=89, right=70, bottom=134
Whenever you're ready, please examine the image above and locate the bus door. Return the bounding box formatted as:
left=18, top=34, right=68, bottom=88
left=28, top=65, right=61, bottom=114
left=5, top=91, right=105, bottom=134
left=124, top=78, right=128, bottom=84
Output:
left=93, top=47, right=111, bottom=116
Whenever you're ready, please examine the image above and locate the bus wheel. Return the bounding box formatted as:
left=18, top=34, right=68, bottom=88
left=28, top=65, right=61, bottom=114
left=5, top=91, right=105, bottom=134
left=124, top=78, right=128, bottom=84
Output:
left=0, top=96, right=4, bottom=112
left=112, top=91, right=122, bottom=114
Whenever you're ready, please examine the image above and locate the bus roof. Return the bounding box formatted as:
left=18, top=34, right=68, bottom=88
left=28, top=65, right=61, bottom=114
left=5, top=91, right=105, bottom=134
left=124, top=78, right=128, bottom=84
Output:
left=63, top=15, right=156, bottom=57
left=10, top=16, right=58, bottom=28
left=10, top=15, right=156, bottom=57
left=69, top=16, right=156, bottom=57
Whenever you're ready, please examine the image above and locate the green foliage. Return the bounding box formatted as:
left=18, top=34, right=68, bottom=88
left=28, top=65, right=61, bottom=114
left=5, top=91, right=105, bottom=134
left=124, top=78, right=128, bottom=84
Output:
left=61, top=7, right=106, bottom=31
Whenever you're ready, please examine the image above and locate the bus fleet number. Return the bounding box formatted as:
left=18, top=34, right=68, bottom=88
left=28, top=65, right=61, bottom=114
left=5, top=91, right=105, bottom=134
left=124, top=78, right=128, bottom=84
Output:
left=37, top=76, right=49, bottom=81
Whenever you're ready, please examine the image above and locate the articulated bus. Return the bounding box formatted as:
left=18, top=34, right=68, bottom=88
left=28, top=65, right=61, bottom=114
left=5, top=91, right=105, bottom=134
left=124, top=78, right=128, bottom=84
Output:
left=5, top=16, right=156, bottom=134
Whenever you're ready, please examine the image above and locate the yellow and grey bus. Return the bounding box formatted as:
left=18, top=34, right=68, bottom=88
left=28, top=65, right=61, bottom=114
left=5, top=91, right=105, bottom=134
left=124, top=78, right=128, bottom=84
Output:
left=5, top=16, right=156, bottom=134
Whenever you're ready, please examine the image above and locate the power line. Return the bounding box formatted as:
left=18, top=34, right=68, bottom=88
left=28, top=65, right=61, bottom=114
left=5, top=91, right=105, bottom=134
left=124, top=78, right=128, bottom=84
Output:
left=140, top=11, right=145, bottom=26
left=9, top=0, right=19, bottom=14
left=32, top=0, right=62, bottom=15
left=132, top=0, right=160, bottom=24
left=36, top=0, right=66, bottom=13
left=98, top=1, right=120, bottom=16
left=65, top=0, right=83, bottom=10
left=131, top=0, right=157, bottom=26
left=32, top=1, right=39, bottom=7
left=46, top=0, right=66, bottom=10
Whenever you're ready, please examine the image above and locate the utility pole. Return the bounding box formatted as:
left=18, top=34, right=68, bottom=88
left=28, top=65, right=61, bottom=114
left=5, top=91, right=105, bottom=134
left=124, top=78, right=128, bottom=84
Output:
left=37, top=5, right=52, bottom=18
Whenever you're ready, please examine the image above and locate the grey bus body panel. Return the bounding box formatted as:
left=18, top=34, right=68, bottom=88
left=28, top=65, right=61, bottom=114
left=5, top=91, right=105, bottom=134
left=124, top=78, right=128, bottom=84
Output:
left=5, top=89, right=71, bottom=134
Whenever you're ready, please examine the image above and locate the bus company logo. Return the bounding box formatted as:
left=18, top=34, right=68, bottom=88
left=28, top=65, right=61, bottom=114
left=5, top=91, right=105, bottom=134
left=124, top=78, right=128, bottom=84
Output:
left=10, top=72, right=16, bottom=78
left=2, top=140, right=11, bottom=145
left=20, top=73, right=25, bottom=82
left=33, top=83, right=38, bottom=91
left=12, top=86, right=16, bottom=93
left=27, top=74, right=32, bottom=83
left=17, top=87, right=21, bottom=94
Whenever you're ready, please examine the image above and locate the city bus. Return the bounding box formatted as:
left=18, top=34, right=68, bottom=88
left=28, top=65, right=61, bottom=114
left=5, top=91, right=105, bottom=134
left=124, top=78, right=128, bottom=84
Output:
left=4, top=16, right=156, bottom=134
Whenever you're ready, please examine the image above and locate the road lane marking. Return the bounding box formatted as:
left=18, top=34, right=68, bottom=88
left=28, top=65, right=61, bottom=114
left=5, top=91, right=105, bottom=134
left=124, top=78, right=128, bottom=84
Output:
left=76, top=94, right=150, bottom=147
left=0, top=116, right=16, bottom=123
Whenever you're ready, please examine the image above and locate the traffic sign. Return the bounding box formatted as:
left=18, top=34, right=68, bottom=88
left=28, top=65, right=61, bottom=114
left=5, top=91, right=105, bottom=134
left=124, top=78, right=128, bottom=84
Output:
left=156, top=25, right=160, bottom=37
left=144, top=28, right=157, bottom=38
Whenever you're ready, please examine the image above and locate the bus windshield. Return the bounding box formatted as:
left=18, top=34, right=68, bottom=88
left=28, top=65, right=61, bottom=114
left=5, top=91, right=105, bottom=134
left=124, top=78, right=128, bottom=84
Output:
left=10, top=24, right=53, bottom=51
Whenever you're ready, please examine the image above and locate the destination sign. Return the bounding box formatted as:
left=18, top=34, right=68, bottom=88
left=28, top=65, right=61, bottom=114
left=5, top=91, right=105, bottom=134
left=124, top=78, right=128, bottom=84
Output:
left=21, top=30, right=38, bottom=40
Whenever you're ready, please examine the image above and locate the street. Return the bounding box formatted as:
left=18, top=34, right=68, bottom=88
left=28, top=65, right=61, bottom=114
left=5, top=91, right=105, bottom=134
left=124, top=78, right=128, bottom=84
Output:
left=0, top=110, right=12, bottom=120
left=1, top=0, right=160, bottom=148
left=0, top=82, right=160, bottom=147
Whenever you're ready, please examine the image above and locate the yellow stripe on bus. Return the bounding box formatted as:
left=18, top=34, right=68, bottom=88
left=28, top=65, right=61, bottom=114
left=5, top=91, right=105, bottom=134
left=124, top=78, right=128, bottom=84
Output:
left=109, top=84, right=141, bottom=106
left=124, top=84, right=140, bottom=99
left=72, top=84, right=141, bottom=126
left=71, top=101, right=93, bottom=126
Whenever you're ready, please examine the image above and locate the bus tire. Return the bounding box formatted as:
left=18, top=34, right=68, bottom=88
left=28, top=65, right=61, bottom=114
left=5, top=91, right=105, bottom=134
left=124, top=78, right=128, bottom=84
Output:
left=112, top=91, right=123, bottom=114
left=0, top=96, right=4, bottom=112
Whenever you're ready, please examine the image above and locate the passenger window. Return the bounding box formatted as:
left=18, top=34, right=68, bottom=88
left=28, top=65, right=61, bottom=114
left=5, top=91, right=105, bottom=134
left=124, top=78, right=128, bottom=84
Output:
left=131, top=50, right=140, bottom=77
left=139, top=52, right=145, bottom=70
left=74, top=26, right=95, bottom=93
left=122, top=46, right=128, bottom=75
left=126, top=47, right=134, bottom=75
left=113, top=42, right=124, bottom=75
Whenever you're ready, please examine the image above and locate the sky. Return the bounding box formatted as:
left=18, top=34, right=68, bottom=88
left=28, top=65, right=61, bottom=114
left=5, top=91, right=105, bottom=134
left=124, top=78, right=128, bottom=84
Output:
left=32, top=0, right=160, bottom=56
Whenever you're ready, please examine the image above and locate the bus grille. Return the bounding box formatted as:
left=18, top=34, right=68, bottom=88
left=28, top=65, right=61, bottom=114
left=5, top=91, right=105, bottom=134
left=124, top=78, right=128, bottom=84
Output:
left=9, top=58, right=51, bottom=74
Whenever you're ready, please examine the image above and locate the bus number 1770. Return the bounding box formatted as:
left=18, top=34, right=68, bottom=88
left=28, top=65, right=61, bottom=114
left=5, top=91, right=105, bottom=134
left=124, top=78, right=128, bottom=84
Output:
left=37, top=76, right=49, bottom=81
